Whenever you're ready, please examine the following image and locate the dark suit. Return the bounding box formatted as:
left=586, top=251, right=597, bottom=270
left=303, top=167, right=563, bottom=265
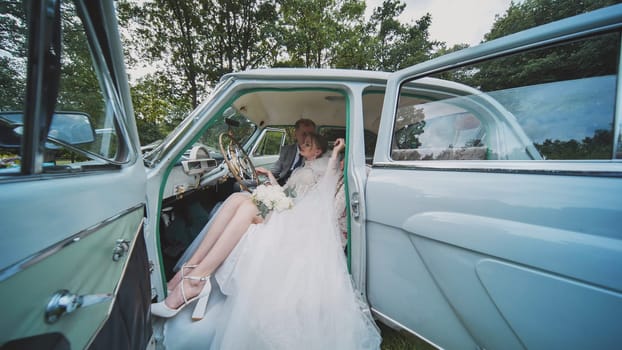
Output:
left=272, top=144, right=300, bottom=185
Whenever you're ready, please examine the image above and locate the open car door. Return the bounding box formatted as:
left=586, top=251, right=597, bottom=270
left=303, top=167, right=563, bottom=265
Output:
left=0, top=1, right=151, bottom=349
left=366, top=6, right=622, bottom=350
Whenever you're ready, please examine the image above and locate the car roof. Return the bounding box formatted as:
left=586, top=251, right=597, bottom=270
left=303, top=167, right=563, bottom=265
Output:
left=222, top=68, right=391, bottom=84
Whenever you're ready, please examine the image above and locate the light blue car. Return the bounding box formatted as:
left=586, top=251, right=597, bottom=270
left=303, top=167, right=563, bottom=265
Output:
left=1, top=1, right=621, bottom=349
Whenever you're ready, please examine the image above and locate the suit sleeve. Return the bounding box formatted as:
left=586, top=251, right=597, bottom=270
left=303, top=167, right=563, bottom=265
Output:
left=272, top=146, right=289, bottom=178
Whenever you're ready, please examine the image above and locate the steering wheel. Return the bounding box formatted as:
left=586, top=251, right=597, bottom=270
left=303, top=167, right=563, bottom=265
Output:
left=218, top=132, right=258, bottom=192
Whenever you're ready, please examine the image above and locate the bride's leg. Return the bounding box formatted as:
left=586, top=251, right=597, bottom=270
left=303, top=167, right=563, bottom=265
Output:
left=167, top=192, right=249, bottom=291
left=164, top=199, right=261, bottom=309
left=192, top=199, right=263, bottom=274
left=186, top=192, right=251, bottom=263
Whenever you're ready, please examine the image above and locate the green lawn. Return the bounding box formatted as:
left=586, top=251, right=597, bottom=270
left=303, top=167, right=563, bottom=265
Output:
left=379, top=323, right=437, bottom=350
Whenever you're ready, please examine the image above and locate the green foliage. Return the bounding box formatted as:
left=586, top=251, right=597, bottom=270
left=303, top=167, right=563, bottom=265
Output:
left=56, top=2, right=104, bottom=125
left=118, top=0, right=281, bottom=108
left=278, top=0, right=367, bottom=68
left=367, top=1, right=440, bottom=71
left=485, top=0, right=622, bottom=42
left=130, top=74, right=193, bottom=145
left=0, top=56, right=24, bottom=110
left=536, top=129, right=613, bottom=159
left=253, top=131, right=283, bottom=156
left=0, top=1, right=27, bottom=110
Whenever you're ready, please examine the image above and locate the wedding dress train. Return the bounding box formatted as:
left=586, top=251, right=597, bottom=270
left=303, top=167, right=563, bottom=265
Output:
left=163, top=156, right=381, bottom=349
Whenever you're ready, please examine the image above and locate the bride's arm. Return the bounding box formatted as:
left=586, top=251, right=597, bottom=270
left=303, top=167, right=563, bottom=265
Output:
left=329, top=138, right=346, bottom=171
left=256, top=167, right=279, bottom=186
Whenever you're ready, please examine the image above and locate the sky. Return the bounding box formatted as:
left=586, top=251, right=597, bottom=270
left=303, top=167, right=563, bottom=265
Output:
left=364, top=0, right=520, bottom=47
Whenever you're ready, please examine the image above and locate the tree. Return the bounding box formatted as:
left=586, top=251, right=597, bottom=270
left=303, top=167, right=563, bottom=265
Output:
left=209, top=0, right=280, bottom=73
left=118, top=0, right=283, bottom=140
left=278, top=0, right=348, bottom=67
left=118, top=0, right=280, bottom=108
left=0, top=1, right=27, bottom=110
left=365, top=0, right=440, bottom=71
left=130, top=74, right=192, bottom=145
left=56, top=2, right=103, bottom=122
left=485, top=0, right=621, bottom=42
left=327, top=0, right=373, bottom=69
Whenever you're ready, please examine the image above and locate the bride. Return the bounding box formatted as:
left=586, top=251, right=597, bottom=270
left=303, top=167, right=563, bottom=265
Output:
left=153, top=135, right=382, bottom=349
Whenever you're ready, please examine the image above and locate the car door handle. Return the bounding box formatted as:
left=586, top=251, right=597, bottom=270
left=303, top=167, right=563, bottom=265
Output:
left=45, top=289, right=112, bottom=324
left=351, top=192, right=360, bottom=219
left=112, top=239, right=130, bottom=261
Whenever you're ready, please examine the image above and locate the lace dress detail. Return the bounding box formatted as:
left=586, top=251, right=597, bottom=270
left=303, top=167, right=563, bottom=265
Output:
left=283, top=155, right=329, bottom=201
left=334, top=177, right=347, bottom=248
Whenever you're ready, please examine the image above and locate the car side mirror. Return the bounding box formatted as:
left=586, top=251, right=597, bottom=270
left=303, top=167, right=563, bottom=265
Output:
left=0, top=111, right=95, bottom=149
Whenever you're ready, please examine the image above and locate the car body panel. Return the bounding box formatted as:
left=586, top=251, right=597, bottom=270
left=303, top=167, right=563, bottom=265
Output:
left=0, top=208, right=145, bottom=349
left=366, top=169, right=622, bottom=349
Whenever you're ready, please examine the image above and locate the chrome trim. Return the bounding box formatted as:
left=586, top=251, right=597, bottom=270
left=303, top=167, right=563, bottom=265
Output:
left=373, top=161, right=622, bottom=177
left=371, top=308, right=442, bottom=350
left=45, top=289, right=113, bottom=324
left=0, top=204, right=145, bottom=282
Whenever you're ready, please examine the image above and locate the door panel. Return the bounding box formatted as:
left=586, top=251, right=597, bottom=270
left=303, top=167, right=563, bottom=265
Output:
left=366, top=169, right=622, bottom=349
left=0, top=0, right=150, bottom=348
left=366, top=221, right=478, bottom=349
left=0, top=207, right=146, bottom=349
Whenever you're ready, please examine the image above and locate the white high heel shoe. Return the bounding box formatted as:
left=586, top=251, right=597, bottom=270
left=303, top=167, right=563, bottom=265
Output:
left=151, top=275, right=212, bottom=320
left=167, top=264, right=198, bottom=294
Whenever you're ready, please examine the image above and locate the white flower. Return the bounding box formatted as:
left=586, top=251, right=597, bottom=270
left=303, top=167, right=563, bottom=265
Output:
left=251, top=184, right=295, bottom=218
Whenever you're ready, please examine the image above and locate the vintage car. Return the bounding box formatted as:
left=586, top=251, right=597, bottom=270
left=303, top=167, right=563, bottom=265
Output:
left=1, top=1, right=621, bottom=349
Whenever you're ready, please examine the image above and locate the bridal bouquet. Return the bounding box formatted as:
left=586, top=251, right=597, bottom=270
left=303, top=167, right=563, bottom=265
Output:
left=251, top=184, right=295, bottom=218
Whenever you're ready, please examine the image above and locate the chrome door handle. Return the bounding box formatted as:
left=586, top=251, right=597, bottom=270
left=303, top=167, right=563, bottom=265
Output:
left=351, top=192, right=360, bottom=219
left=112, top=239, right=130, bottom=261
left=45, top=289, right=111, bottom=324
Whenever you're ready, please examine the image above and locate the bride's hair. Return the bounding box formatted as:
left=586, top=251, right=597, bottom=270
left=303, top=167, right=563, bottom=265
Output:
left=307, top=132, right=328, bottom=155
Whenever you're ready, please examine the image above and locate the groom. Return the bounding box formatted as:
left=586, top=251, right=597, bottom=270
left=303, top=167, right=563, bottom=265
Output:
left=272, top=118, right=316, bottom=186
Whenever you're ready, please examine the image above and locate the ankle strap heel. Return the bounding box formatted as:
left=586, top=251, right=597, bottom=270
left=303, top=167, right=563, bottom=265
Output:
left=183, top=275, right=212, bottom=321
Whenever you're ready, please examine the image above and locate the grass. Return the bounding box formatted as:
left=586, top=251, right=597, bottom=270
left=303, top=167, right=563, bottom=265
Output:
left=379, top=323, right=437, bottom=350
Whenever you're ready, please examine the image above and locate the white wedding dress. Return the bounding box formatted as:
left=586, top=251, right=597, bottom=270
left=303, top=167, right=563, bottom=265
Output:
left=163, top=155, right=382, bottom=350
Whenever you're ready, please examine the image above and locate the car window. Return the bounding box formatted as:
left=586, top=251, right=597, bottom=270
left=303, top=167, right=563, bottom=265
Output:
left=0, top=1, right=127, bottom=175
left=252, top=129, right=285, bottom=157
left=392, top=31, right=620, bottom=161
left=318, top=126, right=377, bottom=160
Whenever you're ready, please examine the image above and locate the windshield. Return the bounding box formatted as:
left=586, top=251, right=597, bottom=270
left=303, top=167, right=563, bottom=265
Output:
left=143, top=78, right=257, bottom=165
left=192, top=112, right=257, bottom=160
